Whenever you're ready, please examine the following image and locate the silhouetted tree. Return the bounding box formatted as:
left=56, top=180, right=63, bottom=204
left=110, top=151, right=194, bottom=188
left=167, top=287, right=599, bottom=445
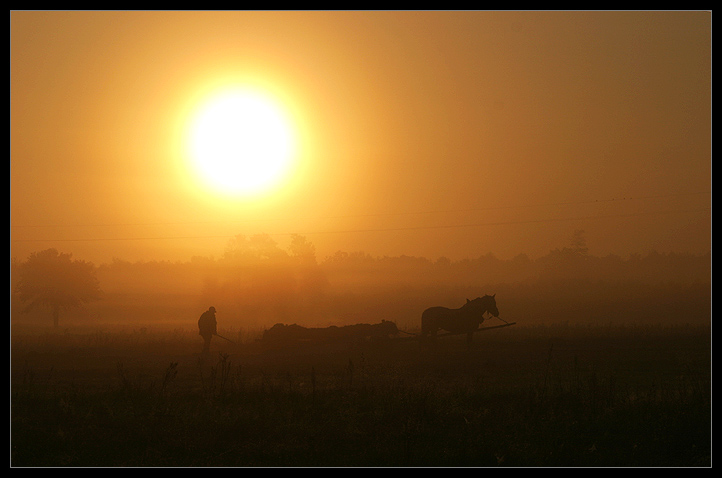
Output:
left=570, top=229, right=589, bottom=256
left=223, top=233, right=288, bottom=265
left=288, top=234, right=317, bottom=265
left=13, top=249, right=102, bottom=328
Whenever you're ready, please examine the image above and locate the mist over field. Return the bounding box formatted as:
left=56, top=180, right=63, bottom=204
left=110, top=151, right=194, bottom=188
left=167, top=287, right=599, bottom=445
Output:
left=11, top=234, right=711, bottom=467
left=11, top=231, right=710, bottom=335
left=11, top=11, right=710, bottom=467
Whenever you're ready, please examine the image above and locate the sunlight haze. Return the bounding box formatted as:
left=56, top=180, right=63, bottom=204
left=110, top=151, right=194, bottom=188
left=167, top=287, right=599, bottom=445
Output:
left=10, top=11, right=712, bottom=468
left=11, top=11, right=711, bottom=265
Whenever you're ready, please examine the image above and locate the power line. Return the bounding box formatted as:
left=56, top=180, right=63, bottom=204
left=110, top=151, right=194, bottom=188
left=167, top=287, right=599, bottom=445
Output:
left=324, top=191, right=712, bottom=219
left=10, top=207, right=710, bottom=244
left=10, top=190, right=711, bottom=229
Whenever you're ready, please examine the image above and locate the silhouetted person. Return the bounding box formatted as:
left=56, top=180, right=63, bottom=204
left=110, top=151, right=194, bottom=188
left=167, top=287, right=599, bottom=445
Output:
left=198, top=306, right=218, bottom=354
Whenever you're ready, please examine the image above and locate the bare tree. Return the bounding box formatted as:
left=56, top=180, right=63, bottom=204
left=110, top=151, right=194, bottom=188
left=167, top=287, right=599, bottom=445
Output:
left=13, top=248, right=102, bottom=328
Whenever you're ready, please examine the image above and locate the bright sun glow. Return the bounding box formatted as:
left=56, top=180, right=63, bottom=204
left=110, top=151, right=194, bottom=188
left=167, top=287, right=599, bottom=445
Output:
left=188, top=88, right=296, bottom=197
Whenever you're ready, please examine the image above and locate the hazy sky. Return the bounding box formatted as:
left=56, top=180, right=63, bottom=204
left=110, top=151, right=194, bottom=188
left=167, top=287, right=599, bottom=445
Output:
left=11, top=11, right=711, bottom=265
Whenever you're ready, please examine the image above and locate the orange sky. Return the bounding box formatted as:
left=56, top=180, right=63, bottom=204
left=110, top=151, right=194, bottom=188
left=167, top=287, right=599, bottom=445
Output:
left=11, top=11, right=711, bottom=265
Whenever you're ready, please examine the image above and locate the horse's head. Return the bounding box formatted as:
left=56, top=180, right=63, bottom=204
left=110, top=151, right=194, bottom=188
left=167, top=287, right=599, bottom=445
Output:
left=487, top=294, right=500, bottom=317
left=466, top=294, right=499, bottom=318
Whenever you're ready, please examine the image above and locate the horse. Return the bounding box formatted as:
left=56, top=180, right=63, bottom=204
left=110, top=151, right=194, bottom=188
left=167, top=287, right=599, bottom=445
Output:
left=421, top=295, right=500, bottom=347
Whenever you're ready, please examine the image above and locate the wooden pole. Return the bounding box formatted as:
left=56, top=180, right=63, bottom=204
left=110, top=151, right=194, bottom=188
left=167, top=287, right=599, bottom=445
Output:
left=395, top=321, right=517, bottom=341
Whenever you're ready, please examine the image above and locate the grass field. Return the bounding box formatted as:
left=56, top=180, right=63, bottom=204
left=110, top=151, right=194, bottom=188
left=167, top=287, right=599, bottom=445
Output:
left=11, top=323, right=711, bottom=467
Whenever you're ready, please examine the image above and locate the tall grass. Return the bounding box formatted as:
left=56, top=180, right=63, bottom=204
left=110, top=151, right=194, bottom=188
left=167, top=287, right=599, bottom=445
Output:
left=11, top=324, right=710, bottom=467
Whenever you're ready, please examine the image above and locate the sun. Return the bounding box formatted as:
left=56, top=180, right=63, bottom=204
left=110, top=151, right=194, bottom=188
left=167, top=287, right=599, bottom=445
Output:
left=187, top=88, right=296, bottom=197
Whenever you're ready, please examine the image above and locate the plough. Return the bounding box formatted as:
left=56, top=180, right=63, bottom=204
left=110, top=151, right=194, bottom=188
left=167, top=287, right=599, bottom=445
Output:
left=395, top=320, right=517, bottom=342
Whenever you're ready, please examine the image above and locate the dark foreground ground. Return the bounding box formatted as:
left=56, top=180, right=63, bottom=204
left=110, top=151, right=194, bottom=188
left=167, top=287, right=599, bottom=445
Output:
left=11, top=323, right=711, bottom=467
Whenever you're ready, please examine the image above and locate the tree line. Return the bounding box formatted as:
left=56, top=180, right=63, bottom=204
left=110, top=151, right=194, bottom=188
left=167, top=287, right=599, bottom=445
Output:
left=11, top=232, right=711, bottom=329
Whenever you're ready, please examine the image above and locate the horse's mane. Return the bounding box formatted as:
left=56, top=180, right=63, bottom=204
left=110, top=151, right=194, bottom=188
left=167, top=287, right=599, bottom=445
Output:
left=462, top=295, right=493, bottom=308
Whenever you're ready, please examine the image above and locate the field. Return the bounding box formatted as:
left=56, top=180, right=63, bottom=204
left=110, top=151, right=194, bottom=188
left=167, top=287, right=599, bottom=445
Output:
left=11, top=323, right=711, bottom=467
